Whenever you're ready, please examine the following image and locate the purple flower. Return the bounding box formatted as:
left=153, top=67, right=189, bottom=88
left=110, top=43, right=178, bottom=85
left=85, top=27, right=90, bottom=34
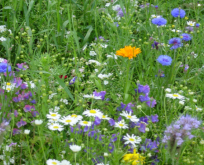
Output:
left=12, top=77, right=23, bottom=87
left=23, top=105, right=33, bottom=112
left=108, top=142, right=114, bottom=153
left=14, top=110, right=18, bottom=117
left=16, top=119, right=27, bottom=128
left=185, top=26, right=194, bottom=32
left=136, top=122, right=146, bottom=133
left=31, top=111, right=39, bottom=117
left=171, top=8, right=185, bottom=18
left=155, top=5, right=158, bottom=9
left=168, top=37, right=183, bottom=50
left=16, top=63, right=29, bottom=71
left=0, top=119, right=10, bottom=134
left=181, top=33, right=192, bottom=41
left=151, top=17, right=167, bottom=26
left=150, top=115, right=159, bottom=123
left=20, top=83, right=27, bottom=89
left=139, top=94, right=150, bottom=102
left=93, top=91, right=106, bottom=100
left=152, top=41, right=159, bottom=50
left=140, top=116, right=149, bottom=124
left=69, top=77, right=76, bottom=85
left=13, top=128, right=21, bottom=135
left=109, top=119, right=115, bottom=126
left=157, top=55, right=172, bottom=66
left=94, top=117, right=101, bottom=125
left=0, top=62, right=12, bottom=73
left=135, top=84, right=150, bottom=94
left=117, top=8, right=125, bottom=17
left=9, top=143, right=17, bottom=147
left=114, top=22, right=119, bottom=27
left=30, top=99, right=36, bottom=104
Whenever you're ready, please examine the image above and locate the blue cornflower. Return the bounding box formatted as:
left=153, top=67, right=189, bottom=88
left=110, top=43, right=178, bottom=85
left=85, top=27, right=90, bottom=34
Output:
left=171, top=8, right=185, bottom=18
left=196, top=23, right=200, bottom=28
left=0, top=62, right=11, bottom=73
left=157, top=55, right=172, bottom=66
left=181, top=33, right=192, bottom=41
left=168, top=37, right=183, bottom=50
left=155, top=5, right=158, bottom=9
left=151, top=17, right=167, bottom=26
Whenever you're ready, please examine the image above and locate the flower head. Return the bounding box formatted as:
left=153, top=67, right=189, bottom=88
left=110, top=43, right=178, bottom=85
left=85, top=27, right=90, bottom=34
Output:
left=171, top=8, right=185, bottom=18
left=0, top=62, right=11, bottom=73
left=151, top=17, right=167, bottom=26
left=70, top=144, right=81, bottom=152
left=187, top=21, right=196, bottom=26
left=48, top=123, right=64, bottom=131
left=83, top=109, right=103, bottom=118
left=123, top=134, right=142, bottom=147
left=116, top=46, right=141, bottom=59
left=120, top=111, right=139, bottom=122
left=123, top=149, right=145, bottom=165
left=46, top=159, right=61, bottom=165
left=115, top=120, right=128, bottom=129
left=180, top=33, right=192, bottom=41
left=168, top=38, right=183, bottom=50
left=157, top=55, right=172, bottom=66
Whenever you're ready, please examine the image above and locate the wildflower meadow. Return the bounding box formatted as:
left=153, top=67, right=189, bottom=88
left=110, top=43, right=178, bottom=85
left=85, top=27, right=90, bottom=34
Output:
left=1, top=0, right=204, bottom=164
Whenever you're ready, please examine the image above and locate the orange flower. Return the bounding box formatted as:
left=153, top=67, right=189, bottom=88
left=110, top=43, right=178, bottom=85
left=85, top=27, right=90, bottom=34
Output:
left=116, top=46, right=141, bottom=59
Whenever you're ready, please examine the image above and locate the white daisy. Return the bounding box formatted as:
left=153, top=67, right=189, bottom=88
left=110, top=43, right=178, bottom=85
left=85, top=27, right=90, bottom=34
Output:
left=104, top=80, right=109, bottom=85
left=70, top=145, right=81, bottom=152
left=60, top=116, right=78, bottom=126
left=60, top=160, right=72, bottom=165
left=83, top=109, right=103, bottom=118
left=46, top=112, right=61, bottom=120
left=79, top=120, right=92, bottom=127
left=101, top=115, right=110, bottom=120
left=98, top=73, right=112, bottom=79
left=88, top=60, right=101, bottom=66
left=0, top=25, right=6, bottom=33
left=123, top=134, right=142, bottom=147
left=114, top=120, right=128, bottom=129
left=196, top=106, right=202, bottom=111
left=70, top=114, right=83, bottom=121
left=120, top=111, right=139, bottom=122
left=24, top=130, right=30, bottom=135
left=24, top=81, right=35, bottom=88
left=187, top=21, right=196, bottom=26
left=2, top=82, right=16, bottom=92
left=48, top=123, right=64, bottom=131
left=166, top=93, right=185, bottom=100
left=105, top=3, right=111, bottom=7
left=46, top=159, right=61, bottom=165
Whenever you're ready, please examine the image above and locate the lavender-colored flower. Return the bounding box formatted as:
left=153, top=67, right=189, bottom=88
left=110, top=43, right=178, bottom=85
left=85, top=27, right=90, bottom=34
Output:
left=114, top=22, right=119, bottom=27
left=181, top=33, right=192, bottom=41
left=157, top=55, right=172, bottom=66
left=23, top=105, right=33, bottom=112
left=140, top=116, right=149, bottom=124
left=171, top=8, right=185, bottom=18
left=110, top=134, right=118, bottom=142
left=150, top=115, right=159, bottom=123
left=135, top=84, right=150, bottom=94
left=12, top=77, right=23, bottom=87
left=0, top=119, right=10, bottom=135
left=31, top=111, right=39, bottom=117
left=146, top=99, right=157, bottom=108
left=20, top=83, right=27, bottom=89
left=93, top=91, right=106, bottom=100
left=13, top=128, right=21, bottom=135
left=185, top=26, right=194, bottom=32
left=16, top=119, right=27, bottom=128
left=14, top=110, right=18, bottom=117
left=136, top=122, right=146, bottom=133
left=151, top=17, right=167, bottom=26
left=139, top=94, right=150, bottom=102
left=30, top=99, right=36, bottom=104
left=95, top=36, right=105, bottom=41
left=9, top=143, right=17, bottom=147
left=152, top=41, right=159, bottom=49
left=108, top=142, right=115, bottom=153
left=16, top=63, right=29, bottom=71
left=109, top=118, right=115, bottom=126
left=155, top=5, right=158, bottom=9
left=94, top=117, right=101, bottom=125
left=69, top=77, right=76, bottom=85
left=0, top=62, right=11, bottom=73
left=184, top=64, right=189, bottom=72
left=162, top=115, right=201, bottom=148
left=116, top=102, right=134, bottom=113
left=168, top=37, right=183, bottom=50
left=196, top=23, right=200, bottom=28
left=117, top=8, right=125, bottom=17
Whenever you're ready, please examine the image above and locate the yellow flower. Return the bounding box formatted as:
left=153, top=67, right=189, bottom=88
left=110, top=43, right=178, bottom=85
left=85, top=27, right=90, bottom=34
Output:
left=116, top=46, right=141, bottom=59
left=123, top=149, right=145, bottom=165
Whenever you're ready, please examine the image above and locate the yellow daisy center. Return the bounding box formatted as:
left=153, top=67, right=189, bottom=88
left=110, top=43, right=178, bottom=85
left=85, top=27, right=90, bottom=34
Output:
left=102, top=115, right=106, bottom=118
left=53, top=126, right=59, bottom=129
left=65, top=119, right=72, bottom=123
left=6, top=88, right=11, bottom=91
left=6, top=82, right=11, bottom=85
left=173, top=94, right=179, bottom=97
left=90, top=110, right=96, bottom=114
left=119, top=124, right=124, bottom=127
left=127, top=115, right=132, bottom=118
left=51, top=114, right=57, bottom=117
left=71, top=114, right=77, bottom=118
left=129, top=138, right=135, bottom=142
left=83, top=121, right=88, bottom=124
left=52, top=162, right=57, bottom=165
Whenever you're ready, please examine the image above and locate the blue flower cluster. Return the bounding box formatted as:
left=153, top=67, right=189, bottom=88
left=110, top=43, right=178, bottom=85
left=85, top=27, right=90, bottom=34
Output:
left=0, top=62, right=11, bottom=73
left=171, top=8, right=186, bottom=18
left=157, top=55, right=172, bottom=66
left=152, top=17, right=167, bottom=26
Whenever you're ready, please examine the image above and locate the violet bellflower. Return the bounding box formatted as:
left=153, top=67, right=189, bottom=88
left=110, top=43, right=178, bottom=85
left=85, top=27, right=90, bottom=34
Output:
left=93, top=91, right=106, bottom=100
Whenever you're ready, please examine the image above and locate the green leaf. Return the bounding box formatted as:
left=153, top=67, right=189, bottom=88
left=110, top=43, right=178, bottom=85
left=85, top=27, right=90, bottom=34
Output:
left=94, top=79, right=102, bottom=91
